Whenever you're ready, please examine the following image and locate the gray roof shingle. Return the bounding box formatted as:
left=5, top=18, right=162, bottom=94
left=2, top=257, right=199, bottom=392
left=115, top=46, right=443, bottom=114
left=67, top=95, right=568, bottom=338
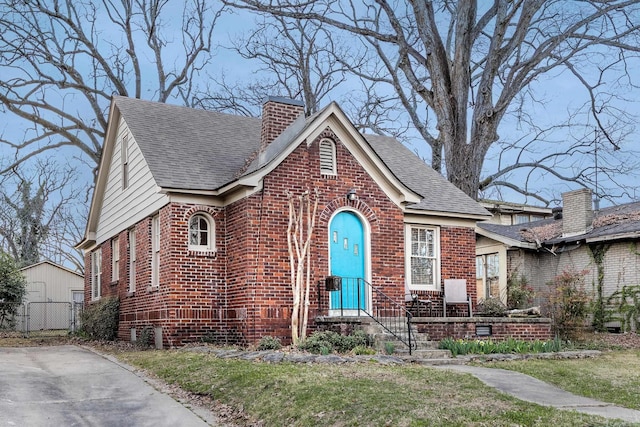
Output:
left=364, top=134, right=490, bottom=217
left=478, top=201, right=640, bottom=245
left=113, top=97, right=488, bottom=217
left=114, top=96, right=261, bottom=191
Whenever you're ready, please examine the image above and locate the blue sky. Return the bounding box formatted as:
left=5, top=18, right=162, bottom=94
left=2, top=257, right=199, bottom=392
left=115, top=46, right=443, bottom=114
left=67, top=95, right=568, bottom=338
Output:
left=1, top=3, right=638, bottom=209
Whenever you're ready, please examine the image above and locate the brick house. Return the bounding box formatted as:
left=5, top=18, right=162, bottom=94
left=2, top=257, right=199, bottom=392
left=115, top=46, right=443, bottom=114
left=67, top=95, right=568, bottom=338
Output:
left=477, top=188, right=640, bottom=331
left=77, top=96, right=490, bottom=347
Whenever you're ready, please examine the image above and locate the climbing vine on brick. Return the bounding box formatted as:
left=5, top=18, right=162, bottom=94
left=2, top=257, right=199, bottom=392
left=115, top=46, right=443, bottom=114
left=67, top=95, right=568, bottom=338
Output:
left=587, top=243, right=610, bottom=332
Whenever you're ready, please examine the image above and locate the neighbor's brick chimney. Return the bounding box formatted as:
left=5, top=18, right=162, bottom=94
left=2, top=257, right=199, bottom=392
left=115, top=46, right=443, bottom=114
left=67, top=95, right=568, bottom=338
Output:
left=260, top=96, right=305, bottom=149
left=562, top=188, right=594, bottom=237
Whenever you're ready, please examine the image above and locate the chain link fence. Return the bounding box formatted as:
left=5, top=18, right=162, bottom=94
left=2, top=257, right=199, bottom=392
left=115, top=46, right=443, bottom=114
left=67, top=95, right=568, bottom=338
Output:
left=0, top=301, right=83, bottom=336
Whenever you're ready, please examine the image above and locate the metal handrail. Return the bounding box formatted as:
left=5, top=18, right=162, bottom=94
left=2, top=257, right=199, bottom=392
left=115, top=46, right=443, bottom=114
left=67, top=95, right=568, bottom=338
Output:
left=317, top=277, right=417, bottom=354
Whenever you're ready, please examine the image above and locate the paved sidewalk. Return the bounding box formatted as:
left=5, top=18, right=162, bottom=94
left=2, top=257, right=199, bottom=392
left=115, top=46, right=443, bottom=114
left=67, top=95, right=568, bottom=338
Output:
left=435, top=364, right=640, bottom=424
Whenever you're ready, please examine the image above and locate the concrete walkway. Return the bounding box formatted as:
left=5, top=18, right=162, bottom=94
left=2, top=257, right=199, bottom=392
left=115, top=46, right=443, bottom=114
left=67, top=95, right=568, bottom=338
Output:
left=435, top=364, right=640, bottom=424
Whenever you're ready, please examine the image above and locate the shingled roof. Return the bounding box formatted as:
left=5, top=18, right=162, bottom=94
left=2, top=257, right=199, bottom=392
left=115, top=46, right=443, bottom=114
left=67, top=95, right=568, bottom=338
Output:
left=113, top=96, right=489, bottom=218
left=478, top=200, right=640, bottom=247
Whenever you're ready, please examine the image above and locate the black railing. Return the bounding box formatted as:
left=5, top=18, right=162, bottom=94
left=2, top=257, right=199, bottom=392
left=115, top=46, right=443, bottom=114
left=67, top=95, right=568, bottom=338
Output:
left=317, top=276, right=416, bottom=354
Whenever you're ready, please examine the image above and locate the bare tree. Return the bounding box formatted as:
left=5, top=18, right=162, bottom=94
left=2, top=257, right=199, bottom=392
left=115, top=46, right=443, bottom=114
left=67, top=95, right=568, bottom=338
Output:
left=224, top=0, right=640, bottom=200
left=0, top=158, right=86, bottom=270
left=0, top=0, right=224, bottom=173
left=286, top=189, right=318, bottom=345
left=190, top=11, right=356, bottom=116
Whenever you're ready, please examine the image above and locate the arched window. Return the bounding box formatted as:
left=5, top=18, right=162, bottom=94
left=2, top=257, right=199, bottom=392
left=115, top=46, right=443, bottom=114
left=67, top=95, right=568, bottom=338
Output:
left=319, top=138, right=337, bottom=175
left=188, top=213, right=215, bottom=251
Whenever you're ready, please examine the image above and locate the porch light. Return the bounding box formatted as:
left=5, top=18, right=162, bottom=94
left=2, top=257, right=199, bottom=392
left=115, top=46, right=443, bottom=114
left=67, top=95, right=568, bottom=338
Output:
left=346, top=188, right=357, bottom=201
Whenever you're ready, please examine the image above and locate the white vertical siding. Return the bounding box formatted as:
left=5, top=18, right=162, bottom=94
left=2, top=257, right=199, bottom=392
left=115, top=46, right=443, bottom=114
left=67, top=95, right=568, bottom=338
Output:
left=96, top=117, right=168, bottom=244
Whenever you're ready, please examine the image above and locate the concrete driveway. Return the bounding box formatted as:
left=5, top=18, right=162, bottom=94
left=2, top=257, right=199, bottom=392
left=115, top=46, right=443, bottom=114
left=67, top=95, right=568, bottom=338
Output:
left=0, top=345, right=216, bottom=426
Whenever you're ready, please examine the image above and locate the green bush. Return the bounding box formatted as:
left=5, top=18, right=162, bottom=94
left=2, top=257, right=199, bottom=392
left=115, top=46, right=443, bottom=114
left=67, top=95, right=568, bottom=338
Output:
left=542, top=269, right=591, bottom=340
left=476, top=297, right=507, bottom=317
left=438, top=337, right=562, bottom=357
left=0, top=252, right=27, bottom=329
left=257, top=336, right=282, bottom=350
left=79, top=297, right=120, bottom=341
left=298, top=330, right=373, bottom=354
left=137, top=326, right=154, bottom=348
left=507, top=274, right=535, bottom=309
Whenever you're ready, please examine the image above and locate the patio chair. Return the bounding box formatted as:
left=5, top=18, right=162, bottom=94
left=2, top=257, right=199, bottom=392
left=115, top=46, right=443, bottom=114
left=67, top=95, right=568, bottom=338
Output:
left=443, top=279, right=472, bottom=317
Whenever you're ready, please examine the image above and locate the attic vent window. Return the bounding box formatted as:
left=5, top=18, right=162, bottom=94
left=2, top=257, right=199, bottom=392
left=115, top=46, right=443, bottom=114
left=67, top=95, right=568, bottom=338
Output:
left=319, top=138, right=337, bottom=176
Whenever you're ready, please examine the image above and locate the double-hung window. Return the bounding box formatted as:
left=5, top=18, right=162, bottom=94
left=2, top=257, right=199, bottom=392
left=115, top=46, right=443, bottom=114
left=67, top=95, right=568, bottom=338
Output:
left=91, top=248, right=102, bottom=300
left=112, top=237, right=119, bottom=281
left=151, top=215, right=160, bottom=287
left=128, top=229, right=136, bottom=293
left=406, top=225, right=440, bottom=290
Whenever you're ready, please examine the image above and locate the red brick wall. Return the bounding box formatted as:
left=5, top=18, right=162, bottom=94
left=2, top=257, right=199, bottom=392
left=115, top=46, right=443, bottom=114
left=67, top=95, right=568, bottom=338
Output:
left=261, top=99, right=304, bottom=148
left=415, top=318, right=553, bottom=341
left=83, top=126, right=480, bottom=347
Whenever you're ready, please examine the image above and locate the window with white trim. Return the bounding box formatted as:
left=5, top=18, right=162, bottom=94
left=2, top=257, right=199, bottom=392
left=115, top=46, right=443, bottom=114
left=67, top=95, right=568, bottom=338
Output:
left=405, top=225, right=440, bottom=290
left=151, top=215, right=160, bottom=287
left=91, top=248, right=102, bottom=300
left=112, top=237, right=120, bottom=281
left=128, top=229, right=136, bottom=293
left=121, top=134, right=129, bottom=189
left=188, top=213, right=215, bottom=251
left=319, top=138, right=337, bottom=175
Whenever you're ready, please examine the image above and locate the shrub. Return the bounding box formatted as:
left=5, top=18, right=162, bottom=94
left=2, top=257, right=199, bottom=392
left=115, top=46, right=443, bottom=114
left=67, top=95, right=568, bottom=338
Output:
left=476, top=297, right=507, bottom=317
left=257, top=336, right=282, bottom=350
left=384, top=341, right=395, bottom=355
left=298, top=329, right=373, bottom=354
left=0, top=252, right=27, bottom=329
left=136, top=326, right=154, bottom=348
left=542, top=269, right=591, bottom=340
left=79, top=297, right=120, bottom=341
left=507, top=274, right=535, bottom=309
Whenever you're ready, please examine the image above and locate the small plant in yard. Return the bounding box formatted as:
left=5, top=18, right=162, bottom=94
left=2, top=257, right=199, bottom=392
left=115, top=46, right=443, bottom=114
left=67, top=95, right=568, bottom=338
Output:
left=476, top=296, right=507, bottom=316
left=507, top=274, right=535, bottom=309
left=542, top=269, right=591, bottom=340
left=78, top=296, right=119, bottom=341
left=298, top=329, right=373, bottom=354
left=136, top=326, right=154, bottom=348
left=438, top=337, right=563, bottom=356
left=384, top=341, right=395, bottom=355
left=352, top=345, right=376, bottom=355
left=257, top=336, right=282, bottom=351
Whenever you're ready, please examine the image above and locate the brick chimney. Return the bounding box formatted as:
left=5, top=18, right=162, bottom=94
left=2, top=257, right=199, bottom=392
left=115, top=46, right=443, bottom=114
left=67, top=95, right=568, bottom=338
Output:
left=562, top=188, right=593, bottom=237
left=260, top=96, right=305, bottom=149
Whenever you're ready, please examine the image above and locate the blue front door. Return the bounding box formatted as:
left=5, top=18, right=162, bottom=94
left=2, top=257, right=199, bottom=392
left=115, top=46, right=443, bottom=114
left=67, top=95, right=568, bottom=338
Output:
left=330, top=211, right=366, bottom=310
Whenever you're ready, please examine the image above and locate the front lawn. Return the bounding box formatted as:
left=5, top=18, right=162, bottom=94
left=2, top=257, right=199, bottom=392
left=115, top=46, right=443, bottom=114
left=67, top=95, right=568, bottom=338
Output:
left=116, top=349, right=627, bottom=426
left=482, top=349, right=640, bottom=411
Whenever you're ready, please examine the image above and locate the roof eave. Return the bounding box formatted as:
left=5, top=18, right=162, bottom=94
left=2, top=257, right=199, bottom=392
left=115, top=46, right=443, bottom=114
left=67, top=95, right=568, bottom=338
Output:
left=476, top=227, right=538, bottom=249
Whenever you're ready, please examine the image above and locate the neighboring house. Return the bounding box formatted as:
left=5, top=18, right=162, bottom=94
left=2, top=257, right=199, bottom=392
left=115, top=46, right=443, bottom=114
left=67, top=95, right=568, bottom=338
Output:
left=476, top=201, right=553, bottom=302
left=77, top=96, right=490, bottom=347
left=480, top=200, right=553, bottom=225
left=477, top=188, right=640, bottom=329
left=20, top=261, right=85, bottom=330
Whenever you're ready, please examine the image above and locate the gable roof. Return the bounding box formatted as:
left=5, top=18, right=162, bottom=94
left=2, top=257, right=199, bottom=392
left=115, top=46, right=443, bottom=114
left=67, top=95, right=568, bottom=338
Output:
left=113, top=96, right=261, bottom=191
left=478, top=200, right=640, bottom=248
left=20, top=260, right=83, bottom=278
left=80, top=97, right=490, bottom=249
left=364, top=134, right=489, bottom=217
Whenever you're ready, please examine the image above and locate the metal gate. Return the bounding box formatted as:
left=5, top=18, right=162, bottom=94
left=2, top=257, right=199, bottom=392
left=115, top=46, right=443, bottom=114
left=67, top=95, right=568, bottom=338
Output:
left=0, top=301, right=83, bottom=336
